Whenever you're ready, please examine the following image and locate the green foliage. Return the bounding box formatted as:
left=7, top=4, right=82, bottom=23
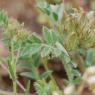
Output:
left=37, top=1, right=64, bottom=23
left=85, top=48, right=95, bottom=66
left=40, top=70, right=52, bottom=79
left=0, top=1, right=95, bottom=94
left=35, top=80, right=62, bottom=95
left=37, top=1, right=95, bottom=82
left=0, top=10, right=8, bottom=27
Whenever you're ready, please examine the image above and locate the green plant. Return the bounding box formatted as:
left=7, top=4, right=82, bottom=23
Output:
left=35, top=79, right=62, bottom=95
left=0, top=1, right=95, bottom=95
left=1, top=16, right=29, bottom=95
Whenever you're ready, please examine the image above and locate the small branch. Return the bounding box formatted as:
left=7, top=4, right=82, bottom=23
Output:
left=16, top=80, right=26, bottom=92
left=13, top=80, right=17, bottom=95
left=1, top=64, right=26, bottom=92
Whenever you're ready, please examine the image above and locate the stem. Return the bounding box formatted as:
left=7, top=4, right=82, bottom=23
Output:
left=10, top=41, right=21, bottom=95
left=15, top=44, right=21, bottom=65
left=1, top=64, right=26, bottom=92
left=42, top=59, right=60, bottom=89
left=16, top=80, right=26, bottom=92
left=61, top=54, right=74, bottom=82
left=10, top=41, right=17, bottom=95
left=43, top=59, right=53, bottom=80
left=32, top=64, right=39, bottom=80
left=31, top=57, right=40, bottom=80
left=13, top=80, right=17, bottom=95
left=1, top=43, right=25, bottom=93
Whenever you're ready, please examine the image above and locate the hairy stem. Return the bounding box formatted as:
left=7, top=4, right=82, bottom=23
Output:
left=13, top=80, right=17, bottom=95
left=42, top=59, right=60, bottom=89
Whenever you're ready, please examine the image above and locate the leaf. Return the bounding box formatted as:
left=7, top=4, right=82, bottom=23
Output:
left=63, top=79, right=69, bottom=85
left=20, top=72, right=35, bottom=79
left=51, top=30, right=60, bottom=43
left=52, top=12, right=58, bottom=21
left=17, top=63, right=32, bottom=69
left=28, top=33, right=41, bottom=43
left=63, top=62, right=74, bottom=81
left=0, top=10, right=8, bottom=27
left=7, top=59, right=15, bottom=80
left=31, top=54, right=41, bottom=68
left=35, top=80, right=62, bottom=95
left=63, top=55, right=71, bottom=63
left=85, top=49, right=95, bottom=66
left=72, top=77, right=82, bottom=84
left=43, top=26, right=58, bottom=45
left=30, top=43, right=42, bottom=55
left=57, top=3, right=64, bottom=21
left=40, top=70, right=52, bottom=79
left=72, top=69, right=81, bottom=77
left=20, top=44, right=31, bottom=58
left=21, top=43, right=42, bottom=59
left=43, top=26, right=53, bottom=45
left=55, top=42, right=69, bottom=56
left=41, top=47, right=51, bottom=57
left=52, top=48, right=62, bottom=57
left=71, top=61, right=77, bottom=68
left=44, top=8, right=51, bottom=15
left=34, top=80, right=47, bottom=95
